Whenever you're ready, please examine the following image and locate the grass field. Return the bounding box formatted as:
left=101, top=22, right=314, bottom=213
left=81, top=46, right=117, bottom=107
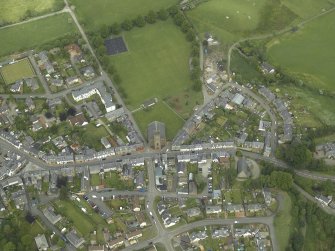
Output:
left=274, top=192, right=292, bottom=251
left=187, top=0, right=267, bottom=43
left=267, top=11, right=335, bottom=92
left=133, top=101, right=184, bottom=141
left=0, top=58, right=35, bottom=84
left=79, top=123, right=110, bottom=151
left=0, top=13, right=77, bottom=57
left=69, top=0, right=178, bottom=30
left=281, top=0, right=335, bottom=19
left=0, top=0, right=63, bottom=24
left=111, top=20, right=202, bottom=111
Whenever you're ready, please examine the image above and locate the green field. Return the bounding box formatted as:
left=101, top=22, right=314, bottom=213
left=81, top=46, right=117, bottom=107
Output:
left=69, top=0, right=178, bottom=30
left=111, top=20, right=202, bottom=111
left=281, top=0, right=335, bottom=19
left=0, top=58, right=35, bottom=84
left=268, top=11, right=335, bottom=92
left=274, top=192, right=292, bottom=250
left=0, top=0, right=63, bottom=24
left=133, top=101, right=184, bottom=141
left=187, top=0, right=267, bottom=43
left=0, top=13, right=77, bottom=57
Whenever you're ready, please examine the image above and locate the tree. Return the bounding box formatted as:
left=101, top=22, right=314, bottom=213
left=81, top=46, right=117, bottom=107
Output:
left=186, top=30, right=196, bottom=41
left=168, top=5, right=179, bottom=16
left=59, top=186, right=68, bottom=200
left=181, top=21, right=191, bottom=33
left=110, top=22, right=121, bottom=35
left=3, top=242, right=16, bottom=251
left=100, top=24, right=109, bottom=38
left=145, top=10, right=157, bottom=24
left=134, top=15, right=146, bottom=27
left=121, top=19, right=133, bottom=31
left=45, top=111, right=53, bottom=119
left=270, top=171, right=293, bottom=191
left=157, top=8, right=169, bottom=20
left=59, top=112, right=67, bottom=121
left=173, top=13, right=185, bottom=26
left=67, top=107, right=76, bottom=117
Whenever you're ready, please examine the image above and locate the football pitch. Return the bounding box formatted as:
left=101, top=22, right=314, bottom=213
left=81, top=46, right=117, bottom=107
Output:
left=0, top=58, right=35, bottom=84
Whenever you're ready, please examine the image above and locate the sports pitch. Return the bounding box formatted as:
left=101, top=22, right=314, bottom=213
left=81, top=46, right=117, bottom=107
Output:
left=0, top=58, right=35, bottom=84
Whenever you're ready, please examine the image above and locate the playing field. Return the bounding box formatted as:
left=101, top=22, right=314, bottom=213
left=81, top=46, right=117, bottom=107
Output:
left=187, top=0, right=267, bottom=43
left=69, top=0, right=178, bottom=30
left=0, top=58, right=35, bottom=84
left=0, top=0, right=63, bottom=24
left=0, top=13, right=77, bottom=57
left=267, top=11, right=335, bottom=92
left=111, top=20, right=202, bottom=113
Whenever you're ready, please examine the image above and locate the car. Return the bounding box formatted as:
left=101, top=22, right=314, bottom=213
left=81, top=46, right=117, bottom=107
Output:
left=234, top=221, right=239, bottom=224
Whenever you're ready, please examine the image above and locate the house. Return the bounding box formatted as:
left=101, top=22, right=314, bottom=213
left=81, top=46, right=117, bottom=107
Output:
left=35, top=234, right=49, bottom=251
left=135, top=212, right=147, bottom=228
left=65, top=44, right=83, bottom=62
left=101, top=137, right=111, bottom=149
left=68, top=113, right=88, bottom=126
left=10, top=80, right=23, bottom=93
left=157, top=201, right=167, bottom=215
left=258, top=87, right=276, bottom=102
left=206, top=205, right=222, bottom=214
left=315, top=195, right=332, bottom=206
left=43, top=206, right=62, bottom=224
left=12, top=190, right=27, bottom=209
left=246, top=203, right=263, bottom=212
left=212, top=227, right=230, bottom=238
left=25, top=97, right=35, bottom=111
left=66, top=230, right=85, bottom=248
left=237, top=157, right=251, bottom=179
left=186, top=207, right=201, bottom=218
left=226, top=204, right=244, bottom=213
left=126, top=230, right=142, bottom=241
left=259, top=120, right=271, bottom=131
left=66, top=76, right=81, bottom=86
left=81, top=66, right=95, bottom=79
left=260, top=62, right=275, bottom=74
left=135, top=171, right=145, bottom=189
left=147, top=121, right=166, bottom=150
left=107, top=237, right=124, bottom=250
left=133, top=196, right=141, bottom=212
left=25, top=78, right=39, bottom=91
left=232, top=93, right=245, bottom=105
left=38, top=51, right=55, bottom=74
left=50, top=78, right=63, bottom=87
left=190, top=231, right=208, bottom=243
left=88, top=245, right=106, bottom=251
left=262, top=188, right=272, bottom=206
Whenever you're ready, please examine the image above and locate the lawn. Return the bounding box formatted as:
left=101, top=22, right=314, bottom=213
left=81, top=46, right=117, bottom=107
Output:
left=69, top=0, right=178, bottom=31
left=274, top=191, right=292, bottom=251
left=55, top=200, right=95, bottom=237
left=0, top=13, right=77, bottom=57
left=111, top=20, right=202, bottom=112
left=0, top=0, right=63, bottom=24
left=267, top=11, right=335, bottom=93
left=187, top=0, right=268, bottom=43
left=0, top=58, right=35, bottom=84
left=79, top=123, right=110, bottom=151
left=133, top=101, right=184, bottom=141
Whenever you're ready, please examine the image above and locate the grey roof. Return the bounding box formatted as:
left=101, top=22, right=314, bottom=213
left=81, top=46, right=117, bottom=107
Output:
left=237, top=157, right=251, bottom=178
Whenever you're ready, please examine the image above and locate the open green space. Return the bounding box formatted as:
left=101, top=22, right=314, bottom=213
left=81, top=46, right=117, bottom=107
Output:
left=78, top=123, right=110, bottom=151
left=0, top=0, right=63, bottom=24
left=133, top=101, right=184, bottom=141
left=111, top=20, right=202, bottom=112
left=230, top=50, right=263, bottom=83
left=187, top=0, right=268, bottom=43
left=0, top=58, right=35, bottom=84
left=274, top=192, right=292, bottom=250
left=0, top=13, right=77, bottom=57
left=267, top=11, right=335, bottom=93
left=281, top=0, right=335, bottom=19
left=69, top=0, right=178, bottom=31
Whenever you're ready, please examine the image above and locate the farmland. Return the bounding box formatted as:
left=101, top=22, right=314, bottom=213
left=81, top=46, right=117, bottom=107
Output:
left=0, top=58, right=35, bottom=84
left=69, top=0, right=178, bottom=31
left=0, top=0, right=64, bottom=24
left=267, top=11, right=335, bottom=93
left=0, top=13, right=77, bottom=57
